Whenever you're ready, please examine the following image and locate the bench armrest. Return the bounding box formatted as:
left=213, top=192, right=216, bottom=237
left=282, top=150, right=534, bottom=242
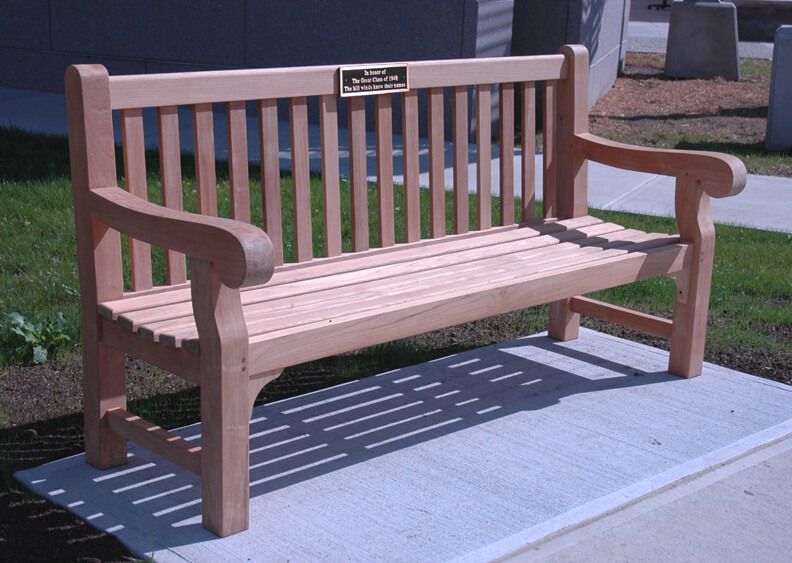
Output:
left=88, top=186, right=274, bottom=288
left=574, top=133, right=747, bottom=198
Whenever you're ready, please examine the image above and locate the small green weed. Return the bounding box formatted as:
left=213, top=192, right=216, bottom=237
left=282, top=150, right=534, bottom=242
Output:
left=0, top=311, right=71, bottom=365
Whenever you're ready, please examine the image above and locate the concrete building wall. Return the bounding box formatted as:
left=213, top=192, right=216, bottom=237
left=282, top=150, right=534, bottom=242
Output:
left=512, top=0, right=631, bottom=106
left=0, top=0, right=505, bottom=93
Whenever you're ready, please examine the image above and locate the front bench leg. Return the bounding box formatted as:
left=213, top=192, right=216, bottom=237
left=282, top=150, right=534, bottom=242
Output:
left=669, top=182, right=715, bottom=377
left=191, top=259, right=251, bottom=537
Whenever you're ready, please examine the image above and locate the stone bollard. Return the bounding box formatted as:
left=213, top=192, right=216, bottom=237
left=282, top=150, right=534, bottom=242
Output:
left=665, top=0, right=741, bottom=81
left=766, top=26, right=792, bottom=151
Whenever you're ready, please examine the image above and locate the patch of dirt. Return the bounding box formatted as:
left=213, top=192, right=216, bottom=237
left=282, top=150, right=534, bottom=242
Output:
left=590, top=53, right=792, bottom=177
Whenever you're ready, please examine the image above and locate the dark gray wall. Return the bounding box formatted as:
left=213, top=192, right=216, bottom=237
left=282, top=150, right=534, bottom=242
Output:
left=0, top=0, right=506, bottom=93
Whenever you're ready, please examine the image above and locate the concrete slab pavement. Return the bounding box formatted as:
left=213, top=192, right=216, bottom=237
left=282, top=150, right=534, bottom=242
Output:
left=15, top=329, right=792, bottom=562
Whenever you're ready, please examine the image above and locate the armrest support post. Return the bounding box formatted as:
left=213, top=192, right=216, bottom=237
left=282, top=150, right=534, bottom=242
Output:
left=669, top=179, right=715, bottom=377
left=190, top=258, right=251, bottom=536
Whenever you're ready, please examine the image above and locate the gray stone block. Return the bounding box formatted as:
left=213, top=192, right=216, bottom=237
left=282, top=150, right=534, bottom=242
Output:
left=50, top=0, right=246, bottom=66
left=665, top=0, right=741, bottom=81
left=766, top=25, right=792, bottom=151
left=0, top=1, right=49, bottom=50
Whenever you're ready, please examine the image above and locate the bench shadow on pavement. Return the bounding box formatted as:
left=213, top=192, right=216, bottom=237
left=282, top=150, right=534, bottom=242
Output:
left=16, top=332, right=678, bottom=553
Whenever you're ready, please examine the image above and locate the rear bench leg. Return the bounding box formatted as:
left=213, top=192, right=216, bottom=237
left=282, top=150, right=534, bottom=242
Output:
left=192, top=259, right=250, bottom=536
left=668, top=184, right=715, bottom=378
left=548, top=298, right=580, bottom=341
left=83, top=340, right=128, bottom=468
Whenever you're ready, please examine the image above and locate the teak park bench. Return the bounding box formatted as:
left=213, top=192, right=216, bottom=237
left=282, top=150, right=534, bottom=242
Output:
left=66, top=45, right=746, bottom=537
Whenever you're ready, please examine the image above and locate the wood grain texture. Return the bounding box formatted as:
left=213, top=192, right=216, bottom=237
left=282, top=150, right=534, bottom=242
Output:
left=101, top=317, right=200, bottom=381
left=88, top=187, right=274, bottom=288
left=157, top=105, right=187, bottom=284
left=575, top=133, right=747, bottom=198
left=543, top=80, right=557, bottom=219
left=521, top=82, right=537, bottom=220
left=259, top=99, right=283, bottom=265
left=555, top=45, right=589, bottom=220
left=193, top=103, right=218, bottom=216
left=569, top=296, right=674, bottom=339
left=499, top=83, right=515, bottom=225
left=476, top=85, right=492, bottom=230
left=227, top=101, right=251, bottom=223
left=65, top=64, right=127, bottom=469
left=290, top=97, right=313, bottom=261
left=428, top=87, right=446, bottom=238
left=402, top=90, right=421, bottom=242
left=320, top=95, right=342, bottom=257
left=669, top=182, right=715, bottom=377
left=108, top=55, right=565, bottom=109
left=121, top=108, right=153, bottom=290
left=107, top=408, right=202, bottom=475
left=452, top=86, right=469, bottom=234
left=348, top=96, right=369, bottom=251
left=376, top=94, right=395, bottom=247
left=191, top=259, right=251, bottom=536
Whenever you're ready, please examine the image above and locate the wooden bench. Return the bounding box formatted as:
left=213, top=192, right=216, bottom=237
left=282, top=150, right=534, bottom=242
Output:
left=65, top=45, right=746, bottom=537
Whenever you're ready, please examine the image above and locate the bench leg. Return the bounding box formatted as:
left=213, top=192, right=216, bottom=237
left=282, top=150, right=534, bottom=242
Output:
left=191, top=259, right=250, bottom=537
left=201, top=365, right=250, bottom=537
left=83, top=340, right=128, bottom=469
left=548, top=298, right=580, bottom=341
left=668, top=255, right=713, bottom=378
left=668, top=186, right=715, bottom=378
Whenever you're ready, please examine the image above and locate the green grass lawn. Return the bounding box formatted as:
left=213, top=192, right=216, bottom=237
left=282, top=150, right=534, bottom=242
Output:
left=0, top=126, right=790, bottom=379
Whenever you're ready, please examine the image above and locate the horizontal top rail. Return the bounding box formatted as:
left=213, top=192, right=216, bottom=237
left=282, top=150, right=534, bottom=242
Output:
left=108, top=55, right=566, bottom=109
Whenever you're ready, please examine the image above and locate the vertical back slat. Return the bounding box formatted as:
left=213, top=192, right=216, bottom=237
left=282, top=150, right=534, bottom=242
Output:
left=476, top=85, right=492, bottom=230
left=402, top=90, right=421, bottom=242
left=259, top=99, right=283, bottom=266
left=428, top=87, right=446, bottom=238
left=348, top=96, right=369, bottom=252
left=290, top=96, right=313, bottom=262
left=521, top=82, right=537, bottom=221
left=320, top=95, right=342, bottom=257
left=543, top=81, right=557, bottom=218
left=157, top=106, right=186, bottom=284
left=193, top=103, right=218, bottom=216
left=121, top=108, right=153, bottom=290
left=452, top=86, right=469, bottom=234
left=376, top=94, right=395, bottom=247
left=226, top=101, right=251, bottom=223
left=499, top=83, right=515, bottom=226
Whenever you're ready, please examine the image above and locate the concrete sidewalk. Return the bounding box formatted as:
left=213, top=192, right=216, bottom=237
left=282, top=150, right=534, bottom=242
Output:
left=1, top=86, right=789, bottom=233
left=15, top=329, right=792, bottom=562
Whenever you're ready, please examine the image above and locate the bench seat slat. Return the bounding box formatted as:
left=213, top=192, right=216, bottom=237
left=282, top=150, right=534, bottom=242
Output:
left=97, top=216, right=606, bottom=321
left=129, top=223, right=632, bottom=340
left=245, top=241, right=689, bottom=372
left=154, top=230, right=676, bottom=349
left=98, top=222, right=685, bottom=364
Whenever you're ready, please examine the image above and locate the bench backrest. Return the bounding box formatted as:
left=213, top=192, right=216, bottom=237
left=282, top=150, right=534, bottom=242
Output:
left=66, top=45, right=589, bottom=294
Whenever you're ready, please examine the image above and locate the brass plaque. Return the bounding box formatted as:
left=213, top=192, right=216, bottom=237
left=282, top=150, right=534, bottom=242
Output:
left=339, top=64, right=409, bottom=97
